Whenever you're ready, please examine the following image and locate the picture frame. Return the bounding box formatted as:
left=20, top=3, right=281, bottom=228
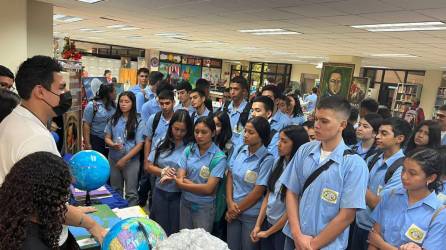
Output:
left=348, top=77, right=370, bottom=105
left=320, top=63, right=355, bottom=98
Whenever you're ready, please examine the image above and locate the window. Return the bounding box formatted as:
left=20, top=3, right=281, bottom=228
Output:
left=406, top=71, right=425, bottom=84
left=383, top=70, right=406, bottom=83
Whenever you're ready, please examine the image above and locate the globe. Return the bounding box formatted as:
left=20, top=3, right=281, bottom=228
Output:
left=102, top=217, right=167, bottom=250
left=69, top=150, right=110, bottom=191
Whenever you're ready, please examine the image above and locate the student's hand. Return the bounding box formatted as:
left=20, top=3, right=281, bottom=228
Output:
left=159, top=175, right=175, bottom=184
left=227, top=201, right=240, bottom=218
left=175, top=175, right=184, bottom=186
left=88, top=224, right=107, bottom=244
left=399, top=242, right=422, bottom=250
left=183, top=178, right=193, bottom=184
left=225, top=211, right=233, bottom=223
left=250, top=225, right=261, bottom=242
left=294, top=234, right=314, bottom=250
left=367, top=229, right=384, bottom=248
left=115, top=159, right=127, bottom=170
left=111, top=143, right=123, bottom=150
left=256, top=230, right=270, bottom=239
left=164, top=167, right=176, bottom=177
left=78, top=206, right=97, bottom=213
left=84, top=143, right=92, bottom=150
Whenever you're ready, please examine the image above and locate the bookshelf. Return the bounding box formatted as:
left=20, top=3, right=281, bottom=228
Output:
left=434, top=87, right=446, bottom=115
left=392, top=83, right=423, bottom=118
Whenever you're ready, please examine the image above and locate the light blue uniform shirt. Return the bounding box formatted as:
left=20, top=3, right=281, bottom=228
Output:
left=228, top=100, right=248, bottom=129
left=290, top=114, right=305, bottom=125
left=304, top=93, right=318, bottom=112
left=267, top=132, right=280, bottom=158
left=356, top=149, right=405, bottom=230
left=229, top=145, right=274, bottom=217
left=351, top=141, right=371, bottom=160
left=143, top=112, right=170, bottom=150
left=104, top=117, right=145, bottom=161
left=129, top=85, right=154, bottom=114
left=190, top=107, right=210, bottom=124
left=148, top=141, right=186, bottom=193
left=371, top=188, right=446, bottom=249
left=438, top=181, right=446, bottom=205
left=174, top=102, right=194, bottom=113
left=270, top=110, right=291, bottom=133
left=82, top=100, right=115, bottom=139
left=178, top=143, right=226, bottom=204
left=280, top=140, right=369, bottom=250
left=266, top=159, right=287, bottom=225
left=141, top=98, right=161, bottom=123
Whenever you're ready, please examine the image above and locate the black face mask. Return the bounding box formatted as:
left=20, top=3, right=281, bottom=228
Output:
left=43, top=90, right=73, bottom=116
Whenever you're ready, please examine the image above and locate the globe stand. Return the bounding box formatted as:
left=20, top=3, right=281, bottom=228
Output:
left=85, top=191, right=92, bottom=206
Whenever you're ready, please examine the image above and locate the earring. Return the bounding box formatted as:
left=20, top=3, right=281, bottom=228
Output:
left=426, top=181, right=430, bottom=187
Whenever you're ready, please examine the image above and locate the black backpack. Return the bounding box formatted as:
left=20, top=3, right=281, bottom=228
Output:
left=152, top=111, right=163, bottom=137
left=367, top=153, right=405, bottom=184
left=223, top=100, right=252, bottom=128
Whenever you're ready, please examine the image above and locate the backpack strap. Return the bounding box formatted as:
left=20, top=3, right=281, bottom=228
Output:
left=429, top=205, right=446, bottom=227
left=256, top=151, right=272, bottom=170
left=92, top=100, right=99, bottom=121
left=238, top=101, right=252, bottom=127
left=152, top=111, right=162, bottom=137
left=222, top=101, right=230, bottom=113
left=301, top=149, right=355, bottom=196
left=209, top=151, right=226, bottom=172
left=367, top=152, right=382, bottom=171
left=269, top=129, right=278, bottom=142
left=384, top=157, right=405, bottom=184
left=191, top=111, right=197, bottom=122
left=184, top=144, right=191, bottom=159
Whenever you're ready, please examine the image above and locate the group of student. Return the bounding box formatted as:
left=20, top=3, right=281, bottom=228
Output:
left=1, top=57, right=446, bottom=250
left=79, top=66, right=446, bottom=250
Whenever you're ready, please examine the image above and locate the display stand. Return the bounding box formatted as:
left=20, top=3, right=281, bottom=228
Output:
left=434, top=87, right=446, bottom=115
left=391, top=83, right=423, bottom=118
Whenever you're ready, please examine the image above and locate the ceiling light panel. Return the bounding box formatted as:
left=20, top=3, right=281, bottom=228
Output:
left=53, top=14, right=84, bottom=23
left=77, top=0, right=104, bottom=3
left=351, top=21, right=446, bottom=32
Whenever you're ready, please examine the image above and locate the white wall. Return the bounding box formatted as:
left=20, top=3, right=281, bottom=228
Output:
left=420, top=70, right=442, bottom=119
left=27, top=0, right=52, bottom=58
left=0, top=0, right=27, bottom=73
left=290, top=64, right=321, bottom=82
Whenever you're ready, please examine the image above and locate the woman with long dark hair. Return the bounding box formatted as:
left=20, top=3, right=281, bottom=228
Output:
left=368, top=148, right=446, bottom=250
left=226, top=116, right=275, bottom=250
left=105, top=91, right=144, bottom=205
left=250, top=125, right=309, bottom=250
left=353, top=113, right=383, bottom=160
left=175, top=116, right=227, bottom=233
left=0, top=152, right=71, bottom=250
left=82, top=83, right=116, bottom=157
left=145, top=109, right=193, bottom=235
left=213, top=110, right=233, bottom=156
left=405, top=120, right=441, bottom=154
left=286, top=94, right=305, bottom=125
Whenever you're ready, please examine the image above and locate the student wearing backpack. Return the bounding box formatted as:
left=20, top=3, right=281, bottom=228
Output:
left=351, top=117, right=412, bottom=250
left=402, top=98, right=425, bottom=129
left=352, top=113, right=383, bottom=160
left=82, top=83, right=116, bottom=157
left=189, top=89, right=211, bottom=123
left=104, top=91, right=145, bottom=206
left=175, top=116, right=227, bottom=232
left=280, top=96, right=369, bottom=250
left=250, top=125, right=309, bottom=250
left=226, top=116, right=275, bottom=250
left=368, top=148, right=446, bottom=250
left=145, top=110, right=193, bottom=236
left=226, top=76, right=250, bottom=141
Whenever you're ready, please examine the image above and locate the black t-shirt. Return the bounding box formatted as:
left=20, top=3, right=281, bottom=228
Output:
left=22, top=223, right=51, bottom=250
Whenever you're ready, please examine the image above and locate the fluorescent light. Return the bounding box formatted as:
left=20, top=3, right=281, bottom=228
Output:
left=287, top=59, right=308, bottom=62
left=351, top=21, right=446, bottom=32
left=127, top=36, right=143, bottom=39
left=120, top=27, right=141, bottom=31
left=253, top=31, right=300, bottom=35
left=77, top=0, right=104, bottom=3
left=106, top=24, right=128, bottom=29
left=239, top=28, right=285, bottom=33
left=53, top=14, right=83, bottom=23
left=369, top=54, right=418, bottom=58
left=364, top=65, right=389, bottom=68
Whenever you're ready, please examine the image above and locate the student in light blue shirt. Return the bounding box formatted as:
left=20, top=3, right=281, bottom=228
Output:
left=352, top=117, right=412, bottom=250
left=82, top=83, right=116, bottom=157
left=286, top=94, right=305, bottom=125
left=145, top=110, right=193, bottom=236
left=351, top=113, right=382, bottom=161
left=226, top=76, right=250, bottom=142
left=226, top=117, right=275, bottom=250
left=173, top=80, right=194, bottom=112
left=250, top=125, right=309, bottom=250
left=104, top=91, right=145, bottom=206
left=189, top=89, right=211, bottom=123
left=261, top=85, right=291, bottom=133
left=304, top=87, right=318, bottom=113
left=280, top=96, right=369, bottom=250
left=437, top=146, right=446, bottom=205
left=128, top=68, right=152, bottom=113
left=404, top=120, right=441, bottom=154
left=175, top=116, right=227, bottom=233
left=368, top=148, right=446, bottom=250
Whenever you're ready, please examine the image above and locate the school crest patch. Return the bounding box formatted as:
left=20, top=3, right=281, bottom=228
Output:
left=405, top=224, right=426, bottom=244
left=199, top=166, right=210, bottom=179
left=244, top=170, right=258, bottom=184
left=321, top=188, right=339, bottom=204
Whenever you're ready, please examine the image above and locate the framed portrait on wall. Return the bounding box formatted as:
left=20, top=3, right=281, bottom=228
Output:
left=320, top=63, right=355, bottom=98
left=349, top=77, right=370, bottom=105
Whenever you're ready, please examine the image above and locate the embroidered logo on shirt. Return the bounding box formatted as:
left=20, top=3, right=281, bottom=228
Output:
left=199, top=166, right=210, bottom=179
left=321, top=188, right=339, bottom=204
left=244, top=170, right=258, bottom=184
left=405, top=224, right=426, bottom=244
